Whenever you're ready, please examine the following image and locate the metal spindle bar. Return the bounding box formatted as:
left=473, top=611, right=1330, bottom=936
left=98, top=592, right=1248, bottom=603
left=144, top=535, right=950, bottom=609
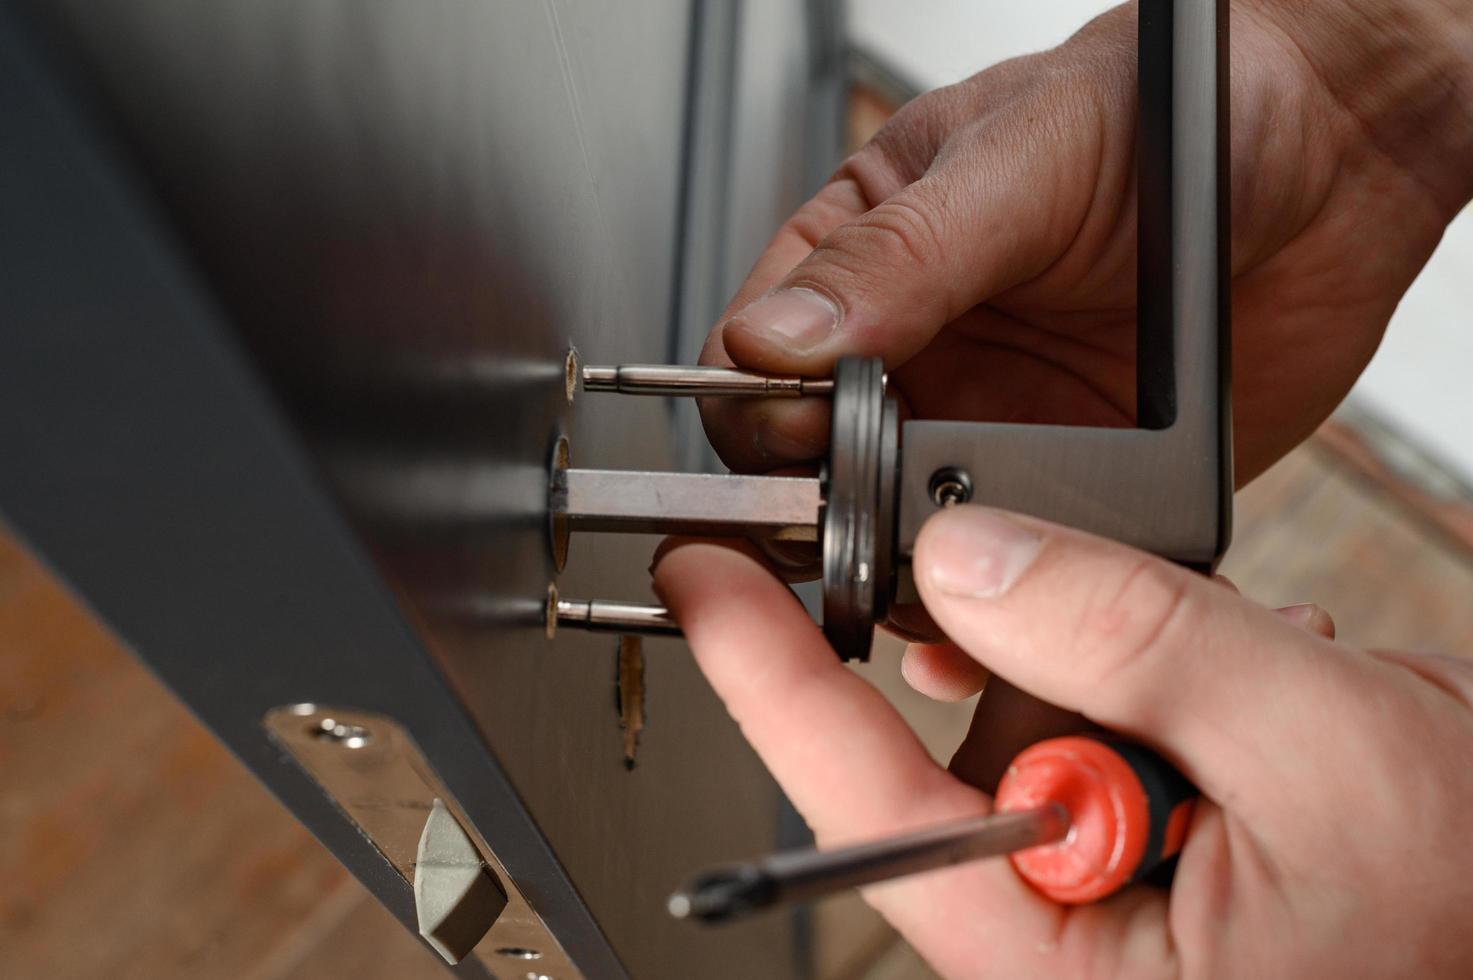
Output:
left=554, top=468, right=822, bottom=542
left=555, top=599, right=682, bottom=636
left=582, top=364, right=835, bottom=397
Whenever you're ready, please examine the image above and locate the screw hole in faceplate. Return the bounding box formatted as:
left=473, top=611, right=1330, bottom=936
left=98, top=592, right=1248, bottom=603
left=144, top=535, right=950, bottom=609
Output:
left=311, top=717, right=372, bottom=749
left=497, top=947, right=543, bottom=960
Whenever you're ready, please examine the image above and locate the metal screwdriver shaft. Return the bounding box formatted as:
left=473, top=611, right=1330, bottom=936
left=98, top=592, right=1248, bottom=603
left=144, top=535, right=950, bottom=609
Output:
left=583, top=364, right=835, bottom=397
left=668, top=805, right=1070, bottom=923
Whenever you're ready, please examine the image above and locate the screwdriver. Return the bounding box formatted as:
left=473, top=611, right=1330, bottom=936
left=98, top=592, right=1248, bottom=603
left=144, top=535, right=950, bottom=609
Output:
left=668, top=735, right=1197, bottom=923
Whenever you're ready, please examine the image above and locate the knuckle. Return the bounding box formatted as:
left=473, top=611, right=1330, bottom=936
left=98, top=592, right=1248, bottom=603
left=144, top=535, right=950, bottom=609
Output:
left=885, top=85, right=952, bottom=131
left=832, top=147, right=908, bottom=209
left=868, top=90, right=955, bottom=167
left=1074, top=557, right=1200, bottom=691
left=787, top=204, right=835, bottom=252
left=849, top=195, right=948, bottom=270
left=794, top=236, right=870, bottom=297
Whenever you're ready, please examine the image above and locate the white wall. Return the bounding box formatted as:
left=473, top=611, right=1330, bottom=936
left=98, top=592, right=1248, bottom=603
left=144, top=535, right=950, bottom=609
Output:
left=1354, top=215, right=1473, bottom=483
left=849, top=0, right=1473, bottom=483
left=849, top=0, right=1113, bottom=90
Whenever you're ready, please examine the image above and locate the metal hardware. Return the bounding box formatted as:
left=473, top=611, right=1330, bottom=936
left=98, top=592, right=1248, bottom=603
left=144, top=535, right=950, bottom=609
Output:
left=415, top=798, right=507, bottom=964
left=553, top=468, right=822, bottom=542
left=820, top=357, right=897, bottom=662
left=583, top=363, right=835, bottom=397
left=263, top=704, right=583, bottom=979
left=895, top=0, right=1230, bottom=571
left=560, top=1, right=1230, bottom=661
left=555, top=597, right=681, bottom=636
left=312, top=716, right=373, bottom=748
left=554, top=356, right=893, bottom=662
left=927, top=468, right=973, bottom=508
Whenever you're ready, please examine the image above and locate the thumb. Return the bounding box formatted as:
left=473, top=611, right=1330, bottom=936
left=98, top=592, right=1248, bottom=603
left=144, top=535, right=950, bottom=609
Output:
left=698, top=122, right=1103, bottom=471
left=719, top=159, right=1075, bottom=377
left=717, top=68, right=1119, bottom=377
left=913, top=505, right=1363, bottom=814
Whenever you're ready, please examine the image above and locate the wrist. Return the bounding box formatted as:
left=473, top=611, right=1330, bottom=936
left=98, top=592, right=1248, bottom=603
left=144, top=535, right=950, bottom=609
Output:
left=1246, top=0, right=1473, bottom=215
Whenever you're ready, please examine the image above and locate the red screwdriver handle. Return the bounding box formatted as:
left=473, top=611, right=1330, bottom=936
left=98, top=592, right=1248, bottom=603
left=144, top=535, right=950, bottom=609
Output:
left=995, top=735, right=1196, bottom=904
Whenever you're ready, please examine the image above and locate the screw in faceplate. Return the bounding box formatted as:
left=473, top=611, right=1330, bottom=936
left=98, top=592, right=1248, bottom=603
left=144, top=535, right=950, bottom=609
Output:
left=928, top=468, right=974, bottom=508
left=311, top=717, right=372, bottom=749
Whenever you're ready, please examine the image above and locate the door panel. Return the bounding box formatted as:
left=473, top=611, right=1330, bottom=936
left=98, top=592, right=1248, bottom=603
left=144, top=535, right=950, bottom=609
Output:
left=0, top=2, right=817, bottom=976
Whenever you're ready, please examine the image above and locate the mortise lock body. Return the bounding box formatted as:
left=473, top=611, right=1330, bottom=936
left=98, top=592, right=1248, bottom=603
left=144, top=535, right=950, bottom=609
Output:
left=556, top=0, right=1231, bottom=661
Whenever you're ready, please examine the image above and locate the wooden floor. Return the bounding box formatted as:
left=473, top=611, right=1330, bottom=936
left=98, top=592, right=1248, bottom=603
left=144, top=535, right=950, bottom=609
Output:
left=3, top=428, right=1471, bottom=980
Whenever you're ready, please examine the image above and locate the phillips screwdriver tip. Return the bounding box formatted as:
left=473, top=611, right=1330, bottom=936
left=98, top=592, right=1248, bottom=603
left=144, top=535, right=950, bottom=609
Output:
left=667, top=867, right=774, bottom=924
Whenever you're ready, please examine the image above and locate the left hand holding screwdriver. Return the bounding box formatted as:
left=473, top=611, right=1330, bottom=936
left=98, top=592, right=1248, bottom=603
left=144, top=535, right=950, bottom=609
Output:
left=652, top=505, right=1473, bottom=979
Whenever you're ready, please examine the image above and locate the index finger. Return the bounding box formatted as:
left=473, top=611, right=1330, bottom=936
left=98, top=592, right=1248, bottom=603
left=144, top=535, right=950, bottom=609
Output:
left=655, top=541, right=983, bottom=842
left=654, top=541, right=1174, bottom=979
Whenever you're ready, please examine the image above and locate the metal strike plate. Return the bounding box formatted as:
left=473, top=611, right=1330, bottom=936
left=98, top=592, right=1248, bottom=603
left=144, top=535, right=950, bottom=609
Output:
left=264, top=704, right=583, bottom=978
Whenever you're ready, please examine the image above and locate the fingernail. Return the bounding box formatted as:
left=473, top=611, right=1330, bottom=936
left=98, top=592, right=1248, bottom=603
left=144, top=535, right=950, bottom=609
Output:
left=1277, top=602, right=1318, bottom=627
left=1277, top=602, right=1334, bottom=638
left=926, top=509, right=1043, bottom=599
left=727, top=288, right=841, bottom=353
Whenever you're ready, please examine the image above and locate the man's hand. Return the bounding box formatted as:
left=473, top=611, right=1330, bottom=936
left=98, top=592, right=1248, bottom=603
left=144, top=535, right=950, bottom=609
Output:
left=653, top=510, right=1473, bottom=978
left=698, top=0, right=1473, bottom=484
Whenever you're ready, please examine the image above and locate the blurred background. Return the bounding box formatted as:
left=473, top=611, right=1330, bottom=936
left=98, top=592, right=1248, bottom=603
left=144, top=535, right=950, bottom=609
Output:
left=3, top=2, right=1469, bottom=979
left=850, top=0, right=1473, bottom=488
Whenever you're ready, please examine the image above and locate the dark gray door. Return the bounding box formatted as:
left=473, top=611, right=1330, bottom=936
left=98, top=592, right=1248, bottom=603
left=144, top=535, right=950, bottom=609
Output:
left=0, top=1, right=840, bottom=976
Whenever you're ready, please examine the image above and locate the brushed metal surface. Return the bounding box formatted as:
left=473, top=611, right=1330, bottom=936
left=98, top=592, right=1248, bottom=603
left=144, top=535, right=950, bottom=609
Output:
left=557, top=469, right=822, bottom=541
left=1, top=1, right=823, bottom=977
left=898, top=0, right=1230, bottom=570
left=263, top=705, right=567, bottom=975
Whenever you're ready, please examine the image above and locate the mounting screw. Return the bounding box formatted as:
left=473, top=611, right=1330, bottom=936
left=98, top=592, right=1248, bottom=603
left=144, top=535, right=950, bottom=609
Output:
left=928, top=468, right=973, bottom=508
